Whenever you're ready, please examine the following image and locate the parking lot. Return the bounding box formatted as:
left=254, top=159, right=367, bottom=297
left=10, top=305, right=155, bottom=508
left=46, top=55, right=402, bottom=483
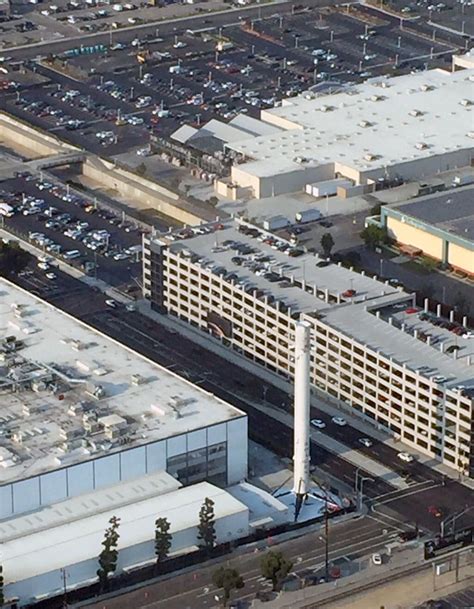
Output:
left=0, top=3, right=468, bottom=161
left=1, top=173, right=144, bottom=287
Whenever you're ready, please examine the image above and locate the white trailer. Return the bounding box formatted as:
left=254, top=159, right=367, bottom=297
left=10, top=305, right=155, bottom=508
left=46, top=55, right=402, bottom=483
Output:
left=451, top=175, right=474, bottom=188
left=309, top=178, right=353, bottom=197
left=0, top=203, right=14, bottom=217
left=295, top=208, right=322, bottom=224
left=263, top=215, right=290, bottom=231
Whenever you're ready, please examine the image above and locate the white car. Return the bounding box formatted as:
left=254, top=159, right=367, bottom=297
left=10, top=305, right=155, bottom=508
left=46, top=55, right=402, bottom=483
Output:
left=310, top=419, right=326, bottom=429
left=126, top=303, right=137, bottom=312
left=372, top=553, right=383, bottom=566
left=105, top=299, right=118, bottom=308
left=37, top=262, right=49, bottom=271
left=45, top=272, right=57, bottom=280
left=332, top=416, right=347, bottom=426
left=359, top=437, right=373, bottom=448
left=398, top=451, right=414, bottom=463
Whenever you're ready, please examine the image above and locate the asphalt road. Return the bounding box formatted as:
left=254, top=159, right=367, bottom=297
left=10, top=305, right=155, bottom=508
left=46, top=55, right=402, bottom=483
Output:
left=79, top=513, right=408, bottom=609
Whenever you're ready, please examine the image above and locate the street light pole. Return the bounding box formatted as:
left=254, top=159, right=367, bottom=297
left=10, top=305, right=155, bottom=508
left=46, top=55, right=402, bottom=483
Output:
left=358, top=476, right=373, bottom=511
left=325, top=495, right=329, bottom=580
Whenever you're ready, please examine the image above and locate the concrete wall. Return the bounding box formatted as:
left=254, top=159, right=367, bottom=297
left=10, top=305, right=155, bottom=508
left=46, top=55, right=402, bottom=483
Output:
left=386, top=216, right=444, bottom=259
left=82, top=159, right=206, bottom=226
left=259, top=110, right=303, bottom=131
left=359, top=150, right=474, bottom=184
left=0, top=112, right=78, bottom=158
left=231, top=163, right=334, bottom=198
left=0, top=420, right=248, bottom=519
left=448, top=242, right=474, bottom=274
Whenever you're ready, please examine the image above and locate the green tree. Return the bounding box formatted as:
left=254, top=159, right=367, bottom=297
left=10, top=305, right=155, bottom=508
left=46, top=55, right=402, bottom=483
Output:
left=0, top=241, right=29, bottom=277
left=197, top=497, right=216, bottom=551
left=154, top=517, right=172, bottom=565
left=360, top=224, right=388, bottom=249
left=97, top=515, right=121, bottom=590
left=320, top=232, right=335, bottom=257
left=135, top=162, right=147, bottom=176
left=260, top=550, right=293, bottom=591
left=207, top=196, right=219, bottom=207
left=212, top=566, right=244, bottom=607
left=0, top=564, right=4, bottom=605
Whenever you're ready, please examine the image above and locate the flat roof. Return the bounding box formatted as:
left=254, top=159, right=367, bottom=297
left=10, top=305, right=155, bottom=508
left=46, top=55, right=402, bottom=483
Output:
left=155, top=221, right=474, bottom=389
left=2, top=480, right=248, bottom=584
left=385, top=186, right=474, bottom=245
left=0, top=279, right=245, bottom=484
left=323, top=299, right=474, bottom=387
left=158, top=222, right=402, bottom=316
left=225, top=68, right=474, bottom=175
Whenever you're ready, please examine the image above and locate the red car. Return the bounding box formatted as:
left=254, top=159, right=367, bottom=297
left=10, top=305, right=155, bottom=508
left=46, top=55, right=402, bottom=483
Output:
left=405, top=307, right=419, bottom=314
left=428, top=505, right=443, bottom=518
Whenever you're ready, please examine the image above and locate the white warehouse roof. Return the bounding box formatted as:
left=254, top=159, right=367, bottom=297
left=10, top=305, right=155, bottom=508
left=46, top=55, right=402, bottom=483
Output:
left=226, top=68, right=474, bottom=175
left=1, top=479, right=249, bottom=584
left=0, top=279, right=246, bottom=483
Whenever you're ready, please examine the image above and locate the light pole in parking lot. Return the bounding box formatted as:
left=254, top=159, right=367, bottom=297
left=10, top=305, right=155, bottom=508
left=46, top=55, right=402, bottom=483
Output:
left=397, top=35, right=401, bottom=48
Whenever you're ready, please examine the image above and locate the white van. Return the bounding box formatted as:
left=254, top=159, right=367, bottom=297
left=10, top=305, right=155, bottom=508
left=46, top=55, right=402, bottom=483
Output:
left=64, top=250, right=81, bottom=260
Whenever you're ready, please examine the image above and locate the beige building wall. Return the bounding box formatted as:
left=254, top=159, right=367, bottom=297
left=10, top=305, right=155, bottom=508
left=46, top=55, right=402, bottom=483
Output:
left=448, top=242, right=474, bottom=274
left=387, top=217, right=444, bottom=259
left=258, top=111, right=302, bottom=130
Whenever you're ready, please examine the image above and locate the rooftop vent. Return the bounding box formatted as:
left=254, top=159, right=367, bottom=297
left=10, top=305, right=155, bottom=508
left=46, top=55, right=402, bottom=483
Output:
left=364, top=153, right=378, bottom=162
left=460, top=99, right=472, bottom=107
left=409, top=109, right=423, bottom=117
left=71, top=340, right=87, bottom=351
left=359, top=120, right=372, bottom=128
left=415, top=142, right=429, bottom=150
left=467, top=132, right=474, bottom=139
left=370, top=95, right=384, bottom=102
left=131, top=373, right=147, bottom=385
left=319, top=105, right=333, bottom=112
left=420, top=84, right=433, bottom=92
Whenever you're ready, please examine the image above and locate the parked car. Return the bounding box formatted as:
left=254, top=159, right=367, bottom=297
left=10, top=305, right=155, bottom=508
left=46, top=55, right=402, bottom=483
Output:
left=398, top=451, right=414, bottom=463
left=332, top=416, right=347, bottom=426
left=311, top=419, right=326, bottom=429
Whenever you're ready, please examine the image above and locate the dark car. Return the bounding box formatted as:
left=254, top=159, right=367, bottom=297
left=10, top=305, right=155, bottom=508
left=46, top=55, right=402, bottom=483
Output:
left=399, top=530, right=418, bottom=542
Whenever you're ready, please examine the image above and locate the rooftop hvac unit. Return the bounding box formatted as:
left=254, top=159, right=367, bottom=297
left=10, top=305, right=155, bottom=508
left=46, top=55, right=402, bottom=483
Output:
left=364, top=153, right=378, bottom=161
left=131, top=373, right=146, bottom=385
left=359, top=120, right=371, bottom=128
left=91, top=384, right=105, bottom=399
left=467, top=132, right=474, bottom=139
left=460, top=99, right=472, bottom=107
left=71, top=340, right=87, bottom=351
left=415, top=142, right=429, bottom=150
left=409, top=109, right=423, bottom=117
left=370, top=95, right=383, bottom=102
left=32, top=380, right=47, bottom=392
left=420, top=84, right=433, bottom=92
left=320, top=105, right=333, bottom=112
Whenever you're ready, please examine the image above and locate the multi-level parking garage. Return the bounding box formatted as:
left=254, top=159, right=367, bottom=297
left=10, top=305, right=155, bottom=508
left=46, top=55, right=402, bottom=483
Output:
left=143, top=219, right=474, bottom=478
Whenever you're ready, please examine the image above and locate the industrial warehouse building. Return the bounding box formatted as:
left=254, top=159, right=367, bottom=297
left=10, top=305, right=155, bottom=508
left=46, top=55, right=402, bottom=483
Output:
left=0, top=278, right=252, bottom=605
left=181, top=67, right=474, bottom=199
left=0, top=278, right=248, bottom=521
left=376, top=186, right=474, bottom=277
left=2, top=473, right=250, bottom=604
left=143, top=220, right=474, bottom=479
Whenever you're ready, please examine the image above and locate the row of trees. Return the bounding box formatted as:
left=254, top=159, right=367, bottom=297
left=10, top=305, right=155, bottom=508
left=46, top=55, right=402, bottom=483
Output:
left=96, top=497, right=217, bottom=590
left=212, top=550, right=293, bottom=607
